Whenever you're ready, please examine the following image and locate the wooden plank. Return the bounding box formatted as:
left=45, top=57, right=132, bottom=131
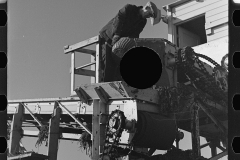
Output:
left=76, top=48, right=96, bottom=56
left=9, top=103, right=24, bottom=155
left=173, top=0, right=221, bottom=17
left=207, top=29, right=228, bottom=42
left=206, top=4, right=228, bottom=18
left=47, top=103, right=61, bottom=160
left=173, top=0, right=227, bottom=24
left=75, top=62, right=95, bottom=70
left=64, top=35, right=99, bottom=54
left=205, top=17, right=228, bottom=29
left=74, top=68, right=95, bottom=77
left=206, top=11, right=228, bottom=24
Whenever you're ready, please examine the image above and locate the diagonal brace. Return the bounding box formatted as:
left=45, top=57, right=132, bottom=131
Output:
left=21, top=103, right=43, bottom=127
left=197, top=99, right=227, bottom=137
left=56, top=101, right=92, bottom=136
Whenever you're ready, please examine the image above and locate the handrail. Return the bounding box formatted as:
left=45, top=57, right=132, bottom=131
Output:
left=64, top=35, right=99, bottom=54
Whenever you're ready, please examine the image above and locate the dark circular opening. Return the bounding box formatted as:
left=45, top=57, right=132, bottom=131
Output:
left=120, top=46, right=162, bottom=89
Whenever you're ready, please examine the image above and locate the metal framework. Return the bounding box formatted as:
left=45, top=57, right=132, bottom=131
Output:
left=8, top=35, right=228, bottom=160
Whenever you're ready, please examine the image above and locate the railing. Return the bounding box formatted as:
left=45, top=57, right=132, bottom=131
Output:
left=64, top=35, right=102, bottom=96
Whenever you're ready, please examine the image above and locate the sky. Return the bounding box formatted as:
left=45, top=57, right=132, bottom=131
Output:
left=8, top=0, right=227, bottom=159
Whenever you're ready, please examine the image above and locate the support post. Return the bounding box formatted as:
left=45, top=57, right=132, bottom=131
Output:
left=191, top=104, right=201, bottom=158
left=95, top=38, right=101, bottom=83
left=92, top=99, right=107, bottom=160
left=95, top=36, right=102, bottom=83
left=71, top=52, right=75, bottom=95
left=92, top=99, right=100, bottom=160
left=47, top=102, right=62, bottom=160
left=91, top=54, right=96, bottom=84
left=9, top=103, right=24, bottom=156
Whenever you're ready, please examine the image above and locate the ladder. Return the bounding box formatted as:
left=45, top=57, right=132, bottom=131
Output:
left=64, top=35, right=103, bottom=96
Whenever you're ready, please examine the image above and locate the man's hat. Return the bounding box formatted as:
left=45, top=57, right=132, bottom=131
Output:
left=146, top=1, right=162, bottom=25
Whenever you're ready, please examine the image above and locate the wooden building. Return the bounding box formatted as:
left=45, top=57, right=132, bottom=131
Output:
left=163, top=0, right=228, bottom=66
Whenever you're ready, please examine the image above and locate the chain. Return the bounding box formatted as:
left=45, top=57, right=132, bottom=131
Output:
left=101, top=110, right=126, bottom=160
left=177, top=47, right=227, bottom=103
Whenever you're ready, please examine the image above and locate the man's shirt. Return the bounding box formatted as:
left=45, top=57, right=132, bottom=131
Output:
left=99, top=4, right=147, bottom=43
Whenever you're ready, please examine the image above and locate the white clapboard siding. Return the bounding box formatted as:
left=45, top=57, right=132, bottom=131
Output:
left=213, top=23, right=228, bottom=34
left=172, top=0, right=228, bottom=24
left=206, top=4, right=228, bottom=18
left=174, top=0, right=220, bottom=12
left=206, top=11, right=228, bottom=24
left=207, top=29, right=228, bottom=42
left=205, top=17, right=228, bottom=29
left=173, top=0, right=223, bottom=17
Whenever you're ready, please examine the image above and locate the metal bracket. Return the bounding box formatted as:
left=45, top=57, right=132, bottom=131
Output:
left=75, top=87, right=89, bottom=104
left=94, top=86, right=109, bottom=104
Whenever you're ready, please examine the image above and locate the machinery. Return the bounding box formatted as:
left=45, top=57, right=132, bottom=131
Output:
left=7, top=36, right=228, bottom=160
left=85, top=37, right=228, bottom=160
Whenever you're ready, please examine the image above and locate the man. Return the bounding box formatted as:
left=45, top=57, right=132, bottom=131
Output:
left=99, top=2, right=162, bottom=82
